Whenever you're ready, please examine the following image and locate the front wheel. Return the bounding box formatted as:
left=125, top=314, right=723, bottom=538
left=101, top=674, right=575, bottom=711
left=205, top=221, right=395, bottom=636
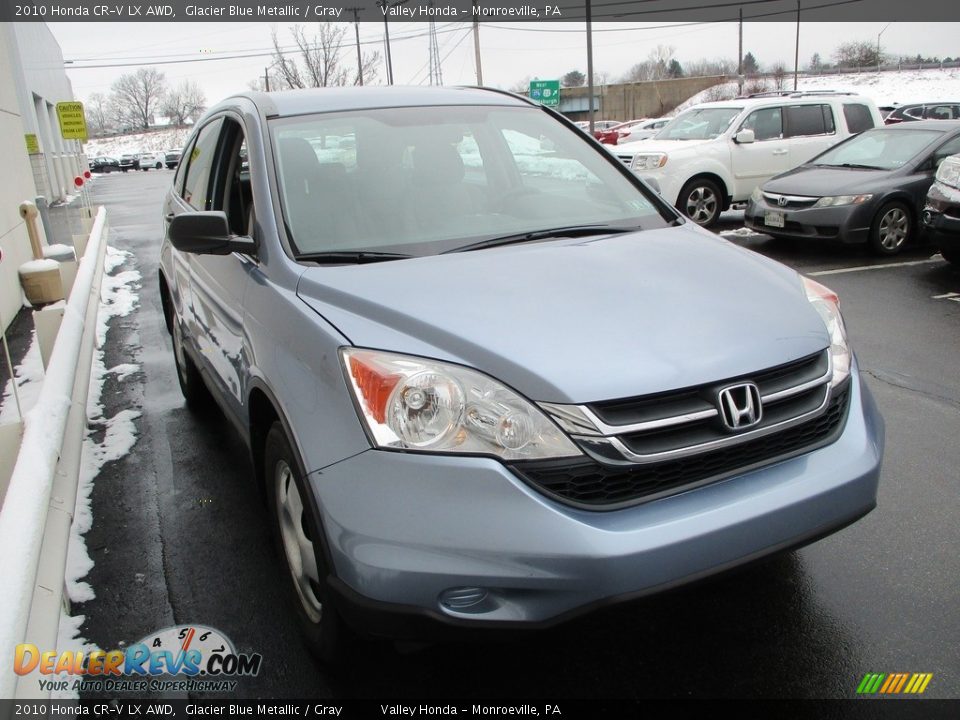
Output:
left=677, top=178, right=723, bottom=227
left=870, top=201, right=913, bottom=255
left=265, top=423, right=348, bottom=665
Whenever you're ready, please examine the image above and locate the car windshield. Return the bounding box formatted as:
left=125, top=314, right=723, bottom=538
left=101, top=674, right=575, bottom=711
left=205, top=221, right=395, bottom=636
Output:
left=654, top=107, right=742, bottom=141
left=269, top=104, right=673, bottom=257
left=812, top=128, right=944, bottom=170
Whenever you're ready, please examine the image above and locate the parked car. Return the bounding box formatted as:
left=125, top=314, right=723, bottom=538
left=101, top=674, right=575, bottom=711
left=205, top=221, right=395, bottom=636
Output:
left=616, top=91, right=883, bottom=226
left=745, top=121, right=960, bottom=254
left=616, top=117, right=670, bottom=144
left=159, top=87, right=883, bottom=661
left=165, top=149, right=182, bottom=169
left=119, top=154, right=140, bottom=172
left=923, top=153, right=960, bottom=265
left=89, top=156, right=120, bottom=173
left=139, top=151, right=164, bottom=170
left=885, top=102, right=960, bottom=124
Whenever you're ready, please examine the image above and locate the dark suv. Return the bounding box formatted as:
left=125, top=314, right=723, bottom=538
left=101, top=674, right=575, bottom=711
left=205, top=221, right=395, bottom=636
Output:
left=886, top=102, right=960, bottom=124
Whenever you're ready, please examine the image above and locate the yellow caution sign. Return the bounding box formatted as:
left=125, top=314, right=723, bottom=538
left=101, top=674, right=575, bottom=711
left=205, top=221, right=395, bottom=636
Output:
left=56, top=101, right=88, bottom=141
left=24, top=134, right=39, bottom=153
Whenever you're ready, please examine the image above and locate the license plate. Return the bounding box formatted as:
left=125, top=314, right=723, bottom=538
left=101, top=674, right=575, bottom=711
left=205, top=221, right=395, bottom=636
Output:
left=764, top=211, right=785, bottom=228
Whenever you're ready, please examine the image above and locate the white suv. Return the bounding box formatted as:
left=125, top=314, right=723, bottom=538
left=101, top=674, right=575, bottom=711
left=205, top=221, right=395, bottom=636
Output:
left=616, top=91, right=882, bottom=226
left=138, top=151, right=164, bottom=170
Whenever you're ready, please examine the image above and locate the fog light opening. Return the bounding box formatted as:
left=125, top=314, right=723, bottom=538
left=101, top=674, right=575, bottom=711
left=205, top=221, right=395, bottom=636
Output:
left=439, top=587, right=488, bottom=611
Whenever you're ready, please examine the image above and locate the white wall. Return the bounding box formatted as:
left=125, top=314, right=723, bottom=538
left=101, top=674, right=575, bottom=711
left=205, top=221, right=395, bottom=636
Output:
left=7, top=24, right=83, bottom=203
left=0, top=27, right=41, bottom=332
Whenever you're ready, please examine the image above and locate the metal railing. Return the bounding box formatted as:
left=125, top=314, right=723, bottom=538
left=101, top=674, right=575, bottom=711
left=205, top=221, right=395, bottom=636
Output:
left=0, top=205, right=108, bottom=699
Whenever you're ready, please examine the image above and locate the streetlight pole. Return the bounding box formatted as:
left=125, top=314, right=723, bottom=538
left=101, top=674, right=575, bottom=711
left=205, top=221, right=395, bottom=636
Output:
left=877, top=22, right=892, bottom=71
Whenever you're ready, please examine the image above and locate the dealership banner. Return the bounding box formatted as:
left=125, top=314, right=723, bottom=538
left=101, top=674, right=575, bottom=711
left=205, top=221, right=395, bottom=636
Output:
left=2, top=0, right=958, bottom=23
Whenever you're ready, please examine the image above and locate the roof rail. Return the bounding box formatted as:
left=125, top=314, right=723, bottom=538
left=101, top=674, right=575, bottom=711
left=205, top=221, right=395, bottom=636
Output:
left=736, top=89, right=857, bottom=99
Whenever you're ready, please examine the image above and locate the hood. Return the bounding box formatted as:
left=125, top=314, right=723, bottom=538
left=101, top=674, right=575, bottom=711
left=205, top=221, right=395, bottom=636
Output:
left=616, top=138, right=713, bottom=155
left=297, top=227, right=829, bottom=404
left=765, top=165, right=895, bottom=196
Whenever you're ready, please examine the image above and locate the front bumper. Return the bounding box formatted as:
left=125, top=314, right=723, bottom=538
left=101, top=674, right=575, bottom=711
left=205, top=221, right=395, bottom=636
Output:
left=924, top=184, right=960, bottom=252
left=311, top=365, right=883, bottom=634
left=745, top=198, right=873, bottom=243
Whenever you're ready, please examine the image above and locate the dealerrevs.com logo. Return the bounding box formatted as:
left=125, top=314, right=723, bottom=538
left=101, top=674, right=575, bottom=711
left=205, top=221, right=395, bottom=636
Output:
left=14, top=625, right=262, bottom=694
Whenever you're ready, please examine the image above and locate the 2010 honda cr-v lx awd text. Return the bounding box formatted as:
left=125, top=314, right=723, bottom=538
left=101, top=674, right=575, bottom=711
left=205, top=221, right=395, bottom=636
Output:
left=158, top=87, right=884, bottom=661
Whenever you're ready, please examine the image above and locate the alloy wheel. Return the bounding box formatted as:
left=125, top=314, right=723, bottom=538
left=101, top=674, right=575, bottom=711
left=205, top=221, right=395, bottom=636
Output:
left=275, top=460, right=324, bottom=623
left=878, top=207, right=909, bottom=251
left=685, top=185, right=718, bottom=225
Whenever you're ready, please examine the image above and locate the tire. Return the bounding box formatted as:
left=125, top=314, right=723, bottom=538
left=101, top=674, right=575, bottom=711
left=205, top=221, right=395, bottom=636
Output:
left=939, top=246, right=960, bottom=265
left=171, top=315, right=211, bottom=409
left=264, top=422, right=347, bottom=665
left=156, top=162, right=162, bottom=170
left=870, top=201, right=913, bottom=255
left=677, top=178, right=723, bottom=227
left=122, top=168, right=128, bottom=173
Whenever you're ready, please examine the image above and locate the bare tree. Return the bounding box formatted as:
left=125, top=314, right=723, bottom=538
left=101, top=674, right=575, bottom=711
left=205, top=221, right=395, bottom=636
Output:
left=271, top=24, right=380, bottom=89
left=833, top=41, right=882, bottom=68
left=623, top=45, right=677, bottom=83
left=770, top=62, right=788, bottom=90
left=684, top=58, right=736, bottom=78
left=85, top=92, right=109, bottom=135
left=509, top=76, right=532, bottom=94
left=162, top=80, right=207, bottom=126
left=110, top=68, right=168, bottom=130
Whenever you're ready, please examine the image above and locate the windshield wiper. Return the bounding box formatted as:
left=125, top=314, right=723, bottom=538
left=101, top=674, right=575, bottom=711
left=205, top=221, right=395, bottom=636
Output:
left=298, top=250, right=413, bottom=264
left=444, top=225, right=640, bottom=253
left=818, top=162, right=885, bottom=170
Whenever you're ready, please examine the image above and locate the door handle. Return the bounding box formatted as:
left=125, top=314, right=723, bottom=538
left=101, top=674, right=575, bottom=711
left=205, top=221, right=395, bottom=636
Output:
left=772, top=149, right=788, bottom=156
left=164, top=213, right=175, bottom=223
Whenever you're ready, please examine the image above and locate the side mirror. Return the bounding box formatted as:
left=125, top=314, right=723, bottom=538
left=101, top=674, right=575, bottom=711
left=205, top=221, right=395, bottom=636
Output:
left=734, top=129, right=755, bottom=144
left=168, top=211, right=256, bottom=256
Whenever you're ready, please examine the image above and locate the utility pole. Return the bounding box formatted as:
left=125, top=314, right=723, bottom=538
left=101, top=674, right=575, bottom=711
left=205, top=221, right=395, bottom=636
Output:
left=794, top=1, right=800, bottom=91
left=472, top=0, right=483, bottom=85
left=378, top=0, right=409, bottom=85
left=263, top=67, right=270, bottom=92
left=877, top=22, right=892, bottom=71
left=738, top=7, right=744, bottom=95
left=428, top=6, right=443, bottom=85
left=348, top=7, right=363, bottom=85
left=586, top=0, right=595, bottom=133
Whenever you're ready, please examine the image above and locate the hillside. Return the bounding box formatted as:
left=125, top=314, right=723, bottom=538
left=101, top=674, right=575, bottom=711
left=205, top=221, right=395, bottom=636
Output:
left=84, top=127, right=192, bottom=157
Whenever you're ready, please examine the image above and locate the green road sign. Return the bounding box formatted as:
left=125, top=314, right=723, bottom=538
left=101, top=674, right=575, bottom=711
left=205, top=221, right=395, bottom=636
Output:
left=529, top=80, right=560, bottom=107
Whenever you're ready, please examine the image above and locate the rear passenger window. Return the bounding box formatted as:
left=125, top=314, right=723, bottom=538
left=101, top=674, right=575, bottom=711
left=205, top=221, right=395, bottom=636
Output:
left=182, top=118, right=224, bottom=210
left=843, top=104, right=876, bottom=134
left=784, top=104, right=834, bottom=137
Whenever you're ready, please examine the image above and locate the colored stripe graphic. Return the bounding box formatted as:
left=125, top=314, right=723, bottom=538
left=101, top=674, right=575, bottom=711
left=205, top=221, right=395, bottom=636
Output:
left=857, top=672, right=932, bottom=695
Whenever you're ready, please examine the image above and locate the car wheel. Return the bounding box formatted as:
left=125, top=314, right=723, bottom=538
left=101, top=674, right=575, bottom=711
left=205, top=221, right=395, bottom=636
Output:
left=870, top=201, right=912, bottom=255
left=171, top=315, right=210, bottom=408
left=156, top=162, right=162, bottom=170
left=939, top=246, right=960, bottom=265
left=264, top=421, right=347, bottom=665
left=122, top=168, right=128, bottom=173
left=678, top=178, right=722, bottom=227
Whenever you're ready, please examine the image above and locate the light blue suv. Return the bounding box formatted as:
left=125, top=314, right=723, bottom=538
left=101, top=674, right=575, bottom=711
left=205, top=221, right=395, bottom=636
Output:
left=158, top=87, right=884, bottom=661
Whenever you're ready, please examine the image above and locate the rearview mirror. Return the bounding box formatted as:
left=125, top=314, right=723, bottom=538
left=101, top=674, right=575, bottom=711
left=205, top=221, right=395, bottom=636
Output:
left=169, top=211, right=256, bottom=256
left=734, top=129, right=755, bottom=144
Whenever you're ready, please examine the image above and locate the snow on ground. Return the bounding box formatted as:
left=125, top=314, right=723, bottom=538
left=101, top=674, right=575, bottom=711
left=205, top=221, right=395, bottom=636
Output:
left=0, top=332, right=44, bottom=425
left=670, top=67, right=960, bottom=116
left=85, top=127, right=191, bottom=158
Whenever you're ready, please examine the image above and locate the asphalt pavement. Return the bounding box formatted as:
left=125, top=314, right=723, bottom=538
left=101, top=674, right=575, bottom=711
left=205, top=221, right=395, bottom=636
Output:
left=77, top=170, right=959, bottom=701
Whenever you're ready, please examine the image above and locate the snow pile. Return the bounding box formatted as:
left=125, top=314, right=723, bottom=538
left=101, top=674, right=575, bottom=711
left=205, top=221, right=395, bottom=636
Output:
left=669, top=68, right=960, bottom=117
left=84, top=127, right=192, bottom=158
left=0, top=332, right=44, bottom=424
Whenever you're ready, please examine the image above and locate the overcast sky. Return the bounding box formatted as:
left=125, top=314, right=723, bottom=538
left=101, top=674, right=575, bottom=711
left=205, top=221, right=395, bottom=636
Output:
left=46, top=21, right=960, bottom=104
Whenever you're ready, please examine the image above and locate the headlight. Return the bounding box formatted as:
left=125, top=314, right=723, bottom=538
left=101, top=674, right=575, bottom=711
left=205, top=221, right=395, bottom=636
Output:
left=802, top=277, right=850, bottom=388
left=812, top=194, right=873, bottom=208
left=751, top=186, right=763, bottom=204
left=341, top=349, right=582, bottom=461
left=631, top=153, right=668, bottom=171
left=935, top=156, right=960, bottom=189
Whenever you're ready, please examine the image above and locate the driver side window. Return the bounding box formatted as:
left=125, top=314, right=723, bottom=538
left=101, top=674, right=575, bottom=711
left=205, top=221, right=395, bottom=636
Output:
left=739, top=107, right=783, bottom=142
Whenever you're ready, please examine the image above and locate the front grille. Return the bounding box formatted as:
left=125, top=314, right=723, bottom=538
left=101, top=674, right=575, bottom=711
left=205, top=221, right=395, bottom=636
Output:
left=513, top=385, right=850, bottom=509
left=762, top=192, right=818, bottom=210
left=616, top=154, right=634, bottom=166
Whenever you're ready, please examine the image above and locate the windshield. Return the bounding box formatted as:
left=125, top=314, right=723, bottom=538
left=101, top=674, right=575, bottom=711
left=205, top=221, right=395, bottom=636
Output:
left=269, top=105, right=673, bottom=257
left=654, top=107, right=742, bottom=141
left=812, top=128, right=944, bottom=170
